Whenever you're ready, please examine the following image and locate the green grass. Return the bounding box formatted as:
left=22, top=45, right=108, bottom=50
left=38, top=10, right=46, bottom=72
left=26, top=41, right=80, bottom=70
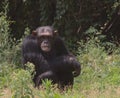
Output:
left=0, top=39, right=120, bottom=98
left=0, top=9, right=120, bottom=98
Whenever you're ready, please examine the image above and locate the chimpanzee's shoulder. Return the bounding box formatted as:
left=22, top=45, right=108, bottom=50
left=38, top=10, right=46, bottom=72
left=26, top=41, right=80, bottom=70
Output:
left=24, top=35, right=36, bottom=40
left=54, top=36, right=64, bottom=43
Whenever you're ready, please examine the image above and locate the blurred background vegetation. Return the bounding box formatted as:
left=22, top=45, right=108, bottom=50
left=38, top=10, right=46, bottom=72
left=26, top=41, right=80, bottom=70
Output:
left=0, top=0, right=119, bottom=43
left=0, top=0, right=120, bottom=98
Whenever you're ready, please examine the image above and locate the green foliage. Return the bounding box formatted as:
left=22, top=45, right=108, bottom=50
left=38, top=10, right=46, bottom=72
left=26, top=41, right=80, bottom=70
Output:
left=10, top=63, right=34, bottom=98
left=0, top=1, right=120, bottom=97
left=0, top=1, right=14, bottom=90
left=0, top=10, right=21, bottom=66
left=0, top=63, right=14, bottom=89
left=0, top=0, right=22, bottom=92
left=10, top=70, right=34, bottom=98
left=0, top=11, right=120, bottom=97
left=65, top=36, right=78, bottom=54
left=0, top=9, right=10, bottom=51
left=0, top=29, right=120, bottom=98
left=76, top=37, right=120, bottom=92
left=0, top=0, right=117, bottom=41
left=42, top=79, right=53, bottom=94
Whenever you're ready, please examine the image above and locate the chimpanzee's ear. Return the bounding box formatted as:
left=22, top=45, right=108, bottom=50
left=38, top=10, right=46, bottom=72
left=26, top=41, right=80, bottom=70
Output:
left=54, top=30, right=59, bottom=37
left=32, top=30, right=37, bottom=36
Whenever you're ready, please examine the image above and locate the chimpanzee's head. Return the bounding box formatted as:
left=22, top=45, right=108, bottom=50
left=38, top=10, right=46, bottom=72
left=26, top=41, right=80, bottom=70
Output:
left=32, top=26, right=58, bottom=52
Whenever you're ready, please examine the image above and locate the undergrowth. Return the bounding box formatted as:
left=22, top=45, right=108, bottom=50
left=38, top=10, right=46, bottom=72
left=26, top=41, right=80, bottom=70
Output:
left=0, top=3, right=120, bottom=98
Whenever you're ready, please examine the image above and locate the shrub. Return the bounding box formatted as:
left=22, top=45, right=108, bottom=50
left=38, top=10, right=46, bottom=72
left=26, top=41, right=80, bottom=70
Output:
left=76, top=36, right=120, bottom=91
left=10, top=63, right=34, bottom=98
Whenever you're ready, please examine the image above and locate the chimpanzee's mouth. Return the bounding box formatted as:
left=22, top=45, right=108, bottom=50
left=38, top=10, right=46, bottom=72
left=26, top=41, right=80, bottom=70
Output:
left=40, top=44, right=48, bottom=48
left=43, top=46, right=49, bottom=49
left=41, top=45, right=51, bottom=52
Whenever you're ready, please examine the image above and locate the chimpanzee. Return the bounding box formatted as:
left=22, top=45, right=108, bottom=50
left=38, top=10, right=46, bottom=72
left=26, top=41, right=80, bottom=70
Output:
left=22, top=26, right=81, bottom=88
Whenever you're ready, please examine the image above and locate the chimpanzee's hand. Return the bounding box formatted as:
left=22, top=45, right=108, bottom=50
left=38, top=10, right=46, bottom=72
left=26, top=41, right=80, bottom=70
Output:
left=69, top=57, right=81, bottom=77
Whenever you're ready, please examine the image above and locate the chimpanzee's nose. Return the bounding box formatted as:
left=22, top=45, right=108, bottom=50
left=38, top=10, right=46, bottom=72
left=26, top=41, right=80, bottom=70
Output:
left=43, top=40, right=48, bottom=45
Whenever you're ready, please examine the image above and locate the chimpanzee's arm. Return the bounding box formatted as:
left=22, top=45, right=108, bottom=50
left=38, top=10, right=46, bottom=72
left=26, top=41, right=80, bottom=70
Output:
left=54, top=37, right=70, bottom=56
left=49, top=56, right=73, bottom=72
left=22, top=53, right=50, bottom=72
left=22, top=35, right=51, bottom=73
left=51, top=37, right=81, bottom=77
left=49, top=55, right=80, bottom=75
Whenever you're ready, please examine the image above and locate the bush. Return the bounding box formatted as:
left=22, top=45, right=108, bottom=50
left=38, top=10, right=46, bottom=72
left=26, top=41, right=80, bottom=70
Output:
left=0, top=0, right=22, bottom=91
left=76, top=36, right=120, bottom=91
left=10, top=64, right=34, bottom=98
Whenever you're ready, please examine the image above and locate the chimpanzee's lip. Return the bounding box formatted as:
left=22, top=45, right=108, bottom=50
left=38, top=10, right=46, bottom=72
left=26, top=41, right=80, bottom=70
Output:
left=41, top=45, right=49, bottom=47
left=42, top=46, right=51, bottom=52
left=43, top=45, right=49, bottom=47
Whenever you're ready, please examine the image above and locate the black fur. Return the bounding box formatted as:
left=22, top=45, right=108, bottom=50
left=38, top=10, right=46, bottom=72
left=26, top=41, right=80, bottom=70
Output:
left=22, top=27, right=81, bottom=88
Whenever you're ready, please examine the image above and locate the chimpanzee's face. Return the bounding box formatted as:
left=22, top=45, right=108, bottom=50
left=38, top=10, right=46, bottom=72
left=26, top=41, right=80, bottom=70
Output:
left=34, top=26, right=55, bottom=52
left=38, top=35, right=53, bottom=52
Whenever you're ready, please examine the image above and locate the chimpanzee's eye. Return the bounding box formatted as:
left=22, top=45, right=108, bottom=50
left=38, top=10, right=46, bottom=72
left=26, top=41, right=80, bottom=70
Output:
left=47, top=36, right=52, bottom=40
left=38, top=36, right=45, bottom=40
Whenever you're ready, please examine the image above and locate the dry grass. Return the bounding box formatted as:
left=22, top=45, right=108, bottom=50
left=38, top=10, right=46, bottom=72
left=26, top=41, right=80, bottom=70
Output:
left=81, top=86, right=120, bottom=98
left=1, top=86, right=120, bottom=98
